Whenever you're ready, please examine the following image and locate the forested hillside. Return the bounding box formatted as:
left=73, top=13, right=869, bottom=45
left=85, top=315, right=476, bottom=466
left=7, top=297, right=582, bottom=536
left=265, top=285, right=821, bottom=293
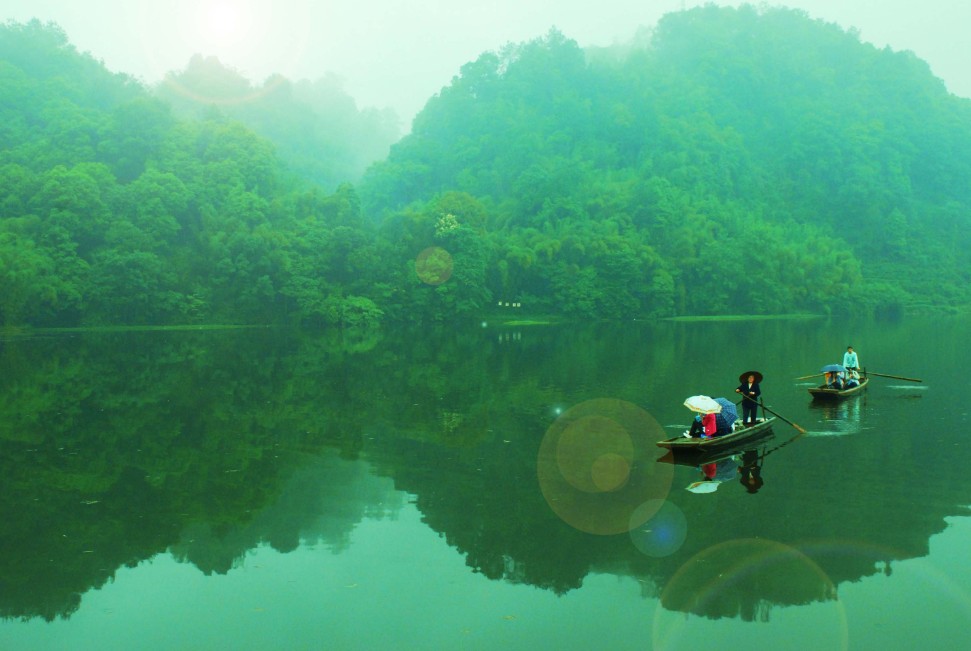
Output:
left=2, top=6, right=970, bottom=329
left=362, top=5, right=971, bottom=317
left=0, top=20, right=391, bottom=328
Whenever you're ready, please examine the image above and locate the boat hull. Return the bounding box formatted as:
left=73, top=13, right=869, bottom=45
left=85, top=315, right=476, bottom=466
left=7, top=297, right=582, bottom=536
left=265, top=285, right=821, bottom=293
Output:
left=656, top=417, right=777, bottom=452
left=808, top=377, right=868, bottom=400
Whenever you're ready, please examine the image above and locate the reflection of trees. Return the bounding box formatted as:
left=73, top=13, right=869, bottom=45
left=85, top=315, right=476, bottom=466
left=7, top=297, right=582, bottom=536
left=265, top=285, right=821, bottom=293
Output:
left=656, top=539, right=839, bottom=621
left=354, top=323, right=969, bottom=623
left=372, top=433, right=598, bottom=595
left=358, top=324, right=681, bottom=593
left=0, top=329, right=393, bottom=621
left=170, top=452, right=402, bottom=574
left=2, top=321, right=967, bottom=623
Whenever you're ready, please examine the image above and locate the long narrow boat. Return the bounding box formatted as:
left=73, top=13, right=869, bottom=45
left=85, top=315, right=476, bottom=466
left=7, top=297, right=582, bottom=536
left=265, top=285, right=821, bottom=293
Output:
left=657, top=430, right=777, bottom=467
left=656, top=417, right=777, bottom=452
left=808, top=376, right=869, bottom=400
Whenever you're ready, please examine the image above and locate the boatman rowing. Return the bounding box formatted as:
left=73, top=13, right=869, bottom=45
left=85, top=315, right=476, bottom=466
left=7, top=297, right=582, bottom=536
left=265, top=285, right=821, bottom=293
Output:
left=843, top=345, right=859, bottom=371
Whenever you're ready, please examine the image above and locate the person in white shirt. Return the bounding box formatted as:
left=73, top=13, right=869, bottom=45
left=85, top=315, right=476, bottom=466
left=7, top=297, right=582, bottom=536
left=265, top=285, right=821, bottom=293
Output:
left=843, top=346, right=859, bottom=371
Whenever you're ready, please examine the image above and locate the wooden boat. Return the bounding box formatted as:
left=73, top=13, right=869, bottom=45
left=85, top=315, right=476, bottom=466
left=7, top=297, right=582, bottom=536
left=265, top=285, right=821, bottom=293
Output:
left=808, top=376, right=869, bottom=400
left=656, top=417, right=777, bottom=452
left=657, top=430, right=777, bottom=467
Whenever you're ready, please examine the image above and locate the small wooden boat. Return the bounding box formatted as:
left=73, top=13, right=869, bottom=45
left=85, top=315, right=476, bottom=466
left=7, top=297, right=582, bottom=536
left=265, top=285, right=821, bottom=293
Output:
left=808, top=377, right=868, bottom=400
left=657, top=431, right=776, bottom=467
left=656, top=417, right=777, bottom=452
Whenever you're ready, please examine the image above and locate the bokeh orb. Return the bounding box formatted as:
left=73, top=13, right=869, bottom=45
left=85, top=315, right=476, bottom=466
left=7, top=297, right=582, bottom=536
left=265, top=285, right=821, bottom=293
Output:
left=538, top=398, right=673, bottom=535
left=629, top=500, right=688, bottom=558
left=415, top=246, right=453, bottom=285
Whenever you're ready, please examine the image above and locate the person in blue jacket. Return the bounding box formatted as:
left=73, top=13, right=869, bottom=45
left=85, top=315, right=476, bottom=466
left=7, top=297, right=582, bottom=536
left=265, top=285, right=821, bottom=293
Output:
left=735, top=373, right=761, bottom=426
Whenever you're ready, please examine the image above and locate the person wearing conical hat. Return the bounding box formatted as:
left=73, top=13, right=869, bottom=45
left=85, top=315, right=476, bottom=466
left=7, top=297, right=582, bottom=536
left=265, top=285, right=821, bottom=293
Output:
left=735, top=373, right=761, bottom=426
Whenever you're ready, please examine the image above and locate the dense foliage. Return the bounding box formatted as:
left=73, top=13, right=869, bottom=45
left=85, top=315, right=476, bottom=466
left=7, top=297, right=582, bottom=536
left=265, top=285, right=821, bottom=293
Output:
left=0, top=20, right=393, bottom=328
left=362, top=5, right=971, bottom=317
left=3, top=6, right=971, bottom=328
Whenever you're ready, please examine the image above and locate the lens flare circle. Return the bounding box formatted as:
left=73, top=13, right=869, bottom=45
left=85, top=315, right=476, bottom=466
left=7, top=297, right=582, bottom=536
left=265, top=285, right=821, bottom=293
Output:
left=537, top=398, right=673, bottom=535
left=653, top=538, right=848, bottom=649
left=415, top=246, right=454, bottom=285
left=591, top=453, right=631, bottom=492
left=629, top=500, right=687, bottom=558
left=556, top=414, right=633, bottom=493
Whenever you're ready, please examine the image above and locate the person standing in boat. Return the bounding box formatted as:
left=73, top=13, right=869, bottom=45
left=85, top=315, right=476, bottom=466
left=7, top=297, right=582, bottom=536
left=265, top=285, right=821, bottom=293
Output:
left=735, top=373, right=762, bottom=426
left=843, top=346, right=860, bottom=371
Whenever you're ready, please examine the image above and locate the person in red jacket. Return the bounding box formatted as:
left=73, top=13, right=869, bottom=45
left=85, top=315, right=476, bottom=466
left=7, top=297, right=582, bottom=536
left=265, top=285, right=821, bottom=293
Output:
left=685, top=411, right=717, bottom=438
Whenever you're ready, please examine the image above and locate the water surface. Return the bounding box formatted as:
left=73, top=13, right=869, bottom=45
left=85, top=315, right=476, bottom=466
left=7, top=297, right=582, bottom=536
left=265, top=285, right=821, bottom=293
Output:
left=1, top=316, right=969, bottom=649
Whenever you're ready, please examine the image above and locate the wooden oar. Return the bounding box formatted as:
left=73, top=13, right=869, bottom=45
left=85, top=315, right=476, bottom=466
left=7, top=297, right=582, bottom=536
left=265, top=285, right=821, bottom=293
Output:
left=758, top=427, right=808, bottom=461
left=867, top=371, right=922, bottom=383
left=739, top=393, right=807, bottom=434
left=794, top=372, right=823, bottom=380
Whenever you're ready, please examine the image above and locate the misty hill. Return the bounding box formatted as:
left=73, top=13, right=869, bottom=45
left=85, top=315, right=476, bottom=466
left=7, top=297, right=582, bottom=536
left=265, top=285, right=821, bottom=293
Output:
left=156, top=56, right=400, bottom=190
left=361, top=4, right=971, bottom=317
left=3, top=9, right=971, bottom=328
left=0, top=20, right=391, bottom=328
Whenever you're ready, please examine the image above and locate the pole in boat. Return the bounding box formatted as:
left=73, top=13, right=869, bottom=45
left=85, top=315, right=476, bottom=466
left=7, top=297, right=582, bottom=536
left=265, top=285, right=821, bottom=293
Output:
left=739, top=393, right=807, bottom=434
left=867, top=371, right=923, bottom=383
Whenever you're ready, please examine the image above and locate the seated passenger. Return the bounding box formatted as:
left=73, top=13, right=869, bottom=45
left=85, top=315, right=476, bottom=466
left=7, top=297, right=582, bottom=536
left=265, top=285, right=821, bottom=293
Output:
left=685, top=412, right=717, bottom=439
left=686, top=415, right=704, bottom=438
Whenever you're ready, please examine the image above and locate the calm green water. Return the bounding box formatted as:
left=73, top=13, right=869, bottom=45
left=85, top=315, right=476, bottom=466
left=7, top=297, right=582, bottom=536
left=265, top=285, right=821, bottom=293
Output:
left=1, top=316, right=969, bottom=650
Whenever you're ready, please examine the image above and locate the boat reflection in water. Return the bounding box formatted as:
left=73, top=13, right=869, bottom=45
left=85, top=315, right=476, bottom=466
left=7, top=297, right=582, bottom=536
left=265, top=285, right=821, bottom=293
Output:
left=809, top=393, right=865, bottom=436
left=656, top=420, right=814, bottom=495
left=657, top=431, right=777, bottom=495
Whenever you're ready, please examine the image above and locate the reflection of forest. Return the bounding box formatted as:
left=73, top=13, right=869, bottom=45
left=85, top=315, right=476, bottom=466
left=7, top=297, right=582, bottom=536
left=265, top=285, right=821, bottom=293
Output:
left=1, top=323, right=967, bottom=622
left=0, top=329, right=388, bottom=621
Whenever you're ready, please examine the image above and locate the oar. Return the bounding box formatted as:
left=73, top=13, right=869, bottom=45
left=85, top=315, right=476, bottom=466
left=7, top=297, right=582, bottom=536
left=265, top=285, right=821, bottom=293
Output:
left=739, top=393, right=807, bottom=434
left=794, top=372, right=823, bottom=380
left=867, top=371, right=922, bottom=383
left=758, top=427, right=808, bottom=461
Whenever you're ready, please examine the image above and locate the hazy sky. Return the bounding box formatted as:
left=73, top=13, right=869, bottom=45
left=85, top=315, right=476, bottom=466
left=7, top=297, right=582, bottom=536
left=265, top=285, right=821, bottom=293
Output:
left=3, top=0, right=969, bottom=126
